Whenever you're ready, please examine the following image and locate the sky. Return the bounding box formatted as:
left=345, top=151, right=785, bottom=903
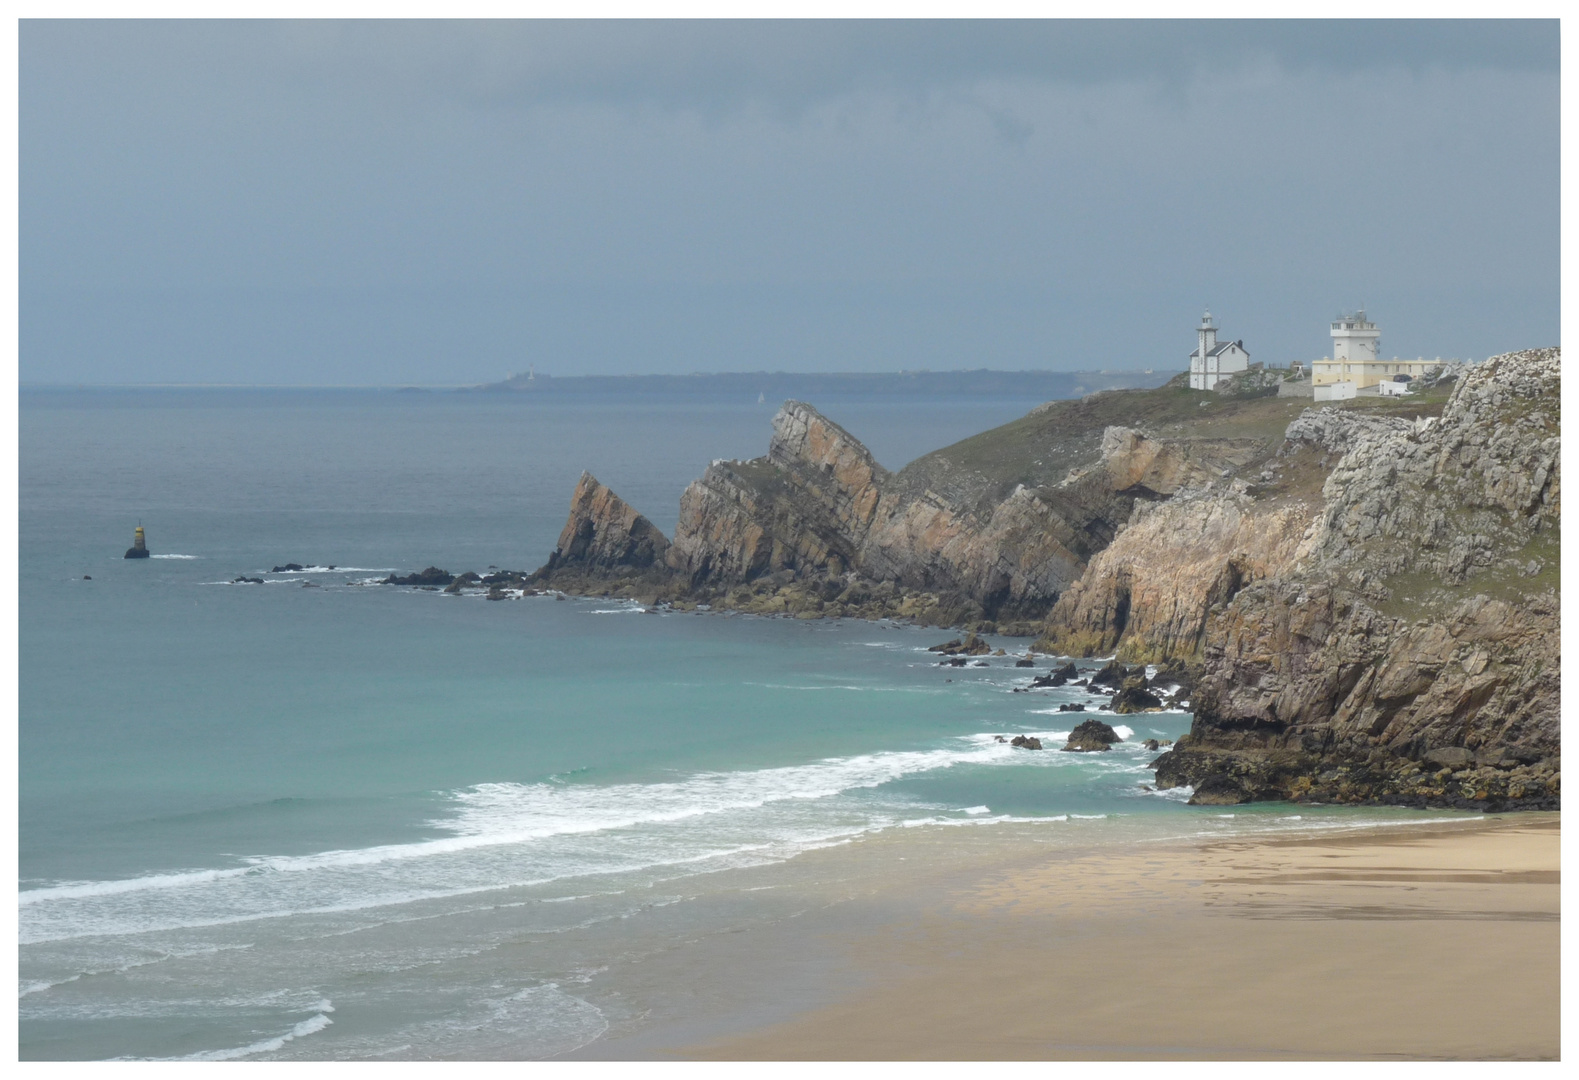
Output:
left=19, top=19, right=1560, bottom=386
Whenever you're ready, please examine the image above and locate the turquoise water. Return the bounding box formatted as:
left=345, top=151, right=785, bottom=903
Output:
left=19, top=390, right=1476, bottom=1060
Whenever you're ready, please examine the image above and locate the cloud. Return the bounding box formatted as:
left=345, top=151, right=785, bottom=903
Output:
left=18, top=21, right=1559, bottom=384
left=25, top=19, right=1559, bottom=120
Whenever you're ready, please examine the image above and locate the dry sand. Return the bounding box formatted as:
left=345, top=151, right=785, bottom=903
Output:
left=683, top=816, right=1559, bottom=1060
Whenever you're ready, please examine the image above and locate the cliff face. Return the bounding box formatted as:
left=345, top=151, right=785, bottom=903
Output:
left=1034, top=411, right=1413, bottom=662
left=659, top=401, right=1294, bottom=621
left=1034, top=489, right=1317, bottom=661
left=667, top=403, right=887, bottom=585
left=657, top=399, right=1253, bottom=621
left=535, top=381, right=1402, bottom=629
left=1151, top=349, right=1560, bottom=809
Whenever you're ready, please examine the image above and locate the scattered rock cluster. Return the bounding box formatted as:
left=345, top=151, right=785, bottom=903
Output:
left=928, top=633, right=992, bottom=656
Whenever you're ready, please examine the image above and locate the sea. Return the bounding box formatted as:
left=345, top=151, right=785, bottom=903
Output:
left=18, top=385, right=1483, bottom=1060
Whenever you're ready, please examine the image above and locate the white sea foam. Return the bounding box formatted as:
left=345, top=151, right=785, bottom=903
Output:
left=19, top=739, right=1027, bottom=942
left=174, top=1003, right=334, bottom=1061
left=265, top=566, right=390, bottom=574
left=150, top=554, right=201, bottom=560
left=21, top=867, right=254, bottom=905
left=18, top=941, right=255, bottom=999
left=746, top=683, right=941, bottom=694
left=20, top=977, right=75, bottom=998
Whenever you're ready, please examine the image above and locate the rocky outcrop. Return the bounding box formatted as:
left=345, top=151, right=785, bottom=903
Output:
left=663, top=402, right=1100, bottom=619
left=1110, top=677, right=1163, bottom=714
left=1151, top=349, right=1560, bottom=810
left=1085, top=426, right=1261, bottom=497
left=537, top=396, right=1231, bottom=624
left=928, top=634, right=992, bottom=656
left=384, top=567, right=455, bottom=587
left=543, top=472, right=673, bottom=576
left=1063, top=720, right=1122, bottom=752
left=667, top=404, right=883, bottom=584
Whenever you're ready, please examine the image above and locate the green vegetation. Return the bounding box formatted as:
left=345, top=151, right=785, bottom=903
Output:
left=894, top=373, right=1446, bottom=504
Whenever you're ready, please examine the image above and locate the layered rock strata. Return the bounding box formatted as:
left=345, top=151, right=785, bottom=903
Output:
left=539, top=472, right=673, bottom=578
left=1036, top=409, right=1416, bottom=663
left=535, top=397, right=1250, bottom=628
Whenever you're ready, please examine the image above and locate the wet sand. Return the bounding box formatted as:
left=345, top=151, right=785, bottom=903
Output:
left=681, top=817, right=1559, bottom=1060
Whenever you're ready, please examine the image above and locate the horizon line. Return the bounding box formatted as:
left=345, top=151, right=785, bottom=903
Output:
left=18, top=367, right=1176, bottom=391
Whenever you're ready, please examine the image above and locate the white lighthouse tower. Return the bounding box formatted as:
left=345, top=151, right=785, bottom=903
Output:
left=1313, top=309, right=1387, bottom=390
left=1188, top=310, right=1251, bottom=390
left=1330, top=310, right=1380, bottom=368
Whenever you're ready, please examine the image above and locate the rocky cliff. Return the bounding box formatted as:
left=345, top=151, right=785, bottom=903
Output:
left=1150, top=349, right=1560, bottom=809
left=1033, top=410, right=1415, bottom=662
left=531, top=353, right=1558, bottom=809
left=535, top=382, right=1307, bottom=627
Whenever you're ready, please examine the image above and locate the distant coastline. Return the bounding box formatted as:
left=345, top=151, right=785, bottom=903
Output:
left=471, top=368, right=1166, bottom=401
left=20, top=369, right=1169, bottom=403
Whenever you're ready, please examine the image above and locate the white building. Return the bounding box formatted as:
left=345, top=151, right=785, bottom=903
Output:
left=1314, top=380, right=1357, bottom=402
left=1188, top=311, right=1251, bottom=391
left=1310, top=311, right=1437, bottom=389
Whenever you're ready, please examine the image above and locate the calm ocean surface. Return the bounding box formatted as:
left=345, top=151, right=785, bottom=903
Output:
left=19, top=388, right=1476, bottom=1060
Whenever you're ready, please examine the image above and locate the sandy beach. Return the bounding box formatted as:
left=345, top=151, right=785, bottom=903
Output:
left=682, top=816, right=1559, bottom=1061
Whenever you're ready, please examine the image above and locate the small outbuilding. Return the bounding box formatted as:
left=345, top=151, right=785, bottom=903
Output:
left=1314, top=380, right=1357, bottom=402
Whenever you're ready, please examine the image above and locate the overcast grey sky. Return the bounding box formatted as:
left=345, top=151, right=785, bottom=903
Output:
left=20, top=20, right=1559, bottom=386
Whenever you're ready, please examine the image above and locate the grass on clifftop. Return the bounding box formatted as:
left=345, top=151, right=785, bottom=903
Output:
left=893, top=372, right=1451, bottom=505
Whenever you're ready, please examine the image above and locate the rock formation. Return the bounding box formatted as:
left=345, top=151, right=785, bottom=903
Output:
left=544, top=472, right=672, bottom=576
left=1033, top=411, right=1411, bottom=661
left=383, top=567, right=456, bottom=587
left=531, top=351, right=1559, bottom=809
left=1151, top=349, right=1560, bottom=809
left=1063, top=720, right=1122, bottom=752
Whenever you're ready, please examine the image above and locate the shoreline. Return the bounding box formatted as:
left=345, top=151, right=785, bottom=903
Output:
left=654, top=814, right=1559, bottom=1061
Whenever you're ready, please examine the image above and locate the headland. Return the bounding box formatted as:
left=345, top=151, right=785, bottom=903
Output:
left=506, top=349, right=1560, bottom=814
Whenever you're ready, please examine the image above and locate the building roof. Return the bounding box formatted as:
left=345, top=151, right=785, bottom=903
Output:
left=1191, top=339, right=1248, bottom=359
